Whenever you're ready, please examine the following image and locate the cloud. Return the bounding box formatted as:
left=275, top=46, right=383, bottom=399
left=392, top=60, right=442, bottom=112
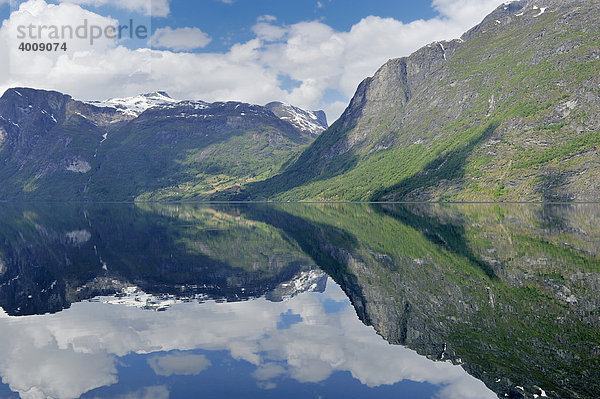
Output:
left=107, top=386, right=170, bottom=399
left=3, top=0, right=118, bottom=51
left=0, top=0, right=509, bottom=122
left=149, top=27, right=212, bottom=51
left=257, top=14, right=277, bottom=22
left=432, top=0, right=506, bottom=23
left=252, top=22, right=286, bottom=42
left=0, top=322, right=117, bottom=399
left=147, top=353, right=211, bottom=376
left=58, top=0, right=170, bottom=17
left=0, top=279, right=496, bottom=399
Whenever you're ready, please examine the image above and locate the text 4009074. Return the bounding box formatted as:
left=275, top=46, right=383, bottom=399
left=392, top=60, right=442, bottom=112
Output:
left=18, top=42, right=67, bottom=52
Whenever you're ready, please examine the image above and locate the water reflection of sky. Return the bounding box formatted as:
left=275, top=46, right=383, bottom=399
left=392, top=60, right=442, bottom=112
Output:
left=0, top=278, right=495, bottom=399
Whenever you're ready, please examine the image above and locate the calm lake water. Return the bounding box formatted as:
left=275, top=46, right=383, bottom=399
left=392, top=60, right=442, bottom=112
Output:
left=0, top=203, right=598, bottom=399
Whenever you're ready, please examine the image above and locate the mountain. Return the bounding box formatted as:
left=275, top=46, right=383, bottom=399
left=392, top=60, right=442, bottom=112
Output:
left=265, top=102, right=328, bottom=137
left=84, top=91, right=180, bottom=116
left=2, top=0, right=597, bottom=203
left=0, top=88, right=327, bottom=200
left=236, top=0, right=600, bottom=202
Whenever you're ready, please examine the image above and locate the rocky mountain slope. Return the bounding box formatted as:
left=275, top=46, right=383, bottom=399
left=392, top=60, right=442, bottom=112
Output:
left=237, top=0, right=600, bottom=202
left=265, top=102, right=328, bottom=137
left=0, top=89, right=327, bottom=200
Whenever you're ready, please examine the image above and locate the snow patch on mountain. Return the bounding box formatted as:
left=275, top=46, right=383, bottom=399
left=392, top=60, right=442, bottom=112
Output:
left=164, top=100, right=210, bottom=110
left=85, top=91, right=179, bottom=116
left=66, top=159, right=91, bottom=173
left=96, top=286, right=197, bottom=311
left=266, top=102, right=328, bottom=136
left=41, top=109, right=57, bottom=123
left=533, top=6, right=547, bottom=17
left=92, top=268, right=327, bottom=312
left=80, top=92, right=326, bottom=135
left=0, top=125, right=6, bottom=146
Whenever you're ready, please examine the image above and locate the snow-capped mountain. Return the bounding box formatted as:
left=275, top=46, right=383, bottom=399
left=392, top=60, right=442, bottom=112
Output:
left=0, top=87, right=328, bottom=201
left=82, top=93, right=329, bottom=137
left=266, top=269, right=328, bottom=302
left=266, top=102, right=328, bottom=137
left=84, top=91, right=179, bottom=116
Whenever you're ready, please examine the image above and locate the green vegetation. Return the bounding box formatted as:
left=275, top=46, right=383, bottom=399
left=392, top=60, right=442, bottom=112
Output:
left=513, top=130, right=600, bottom=169
left=225, top=4, right=600, bottom=203
left=2, top=3, right=599, bottom=203
left=0, top=96, right=318, bottom=201
left=89, top=113, right=314, bottom=201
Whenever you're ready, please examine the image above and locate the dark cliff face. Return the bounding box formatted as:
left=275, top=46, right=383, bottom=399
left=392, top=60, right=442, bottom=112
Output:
left=0, top=88, right=132, bottom=198
left=0, top=88, right=70, bottom=167
left=242, top=0, right=600, bottom=202
left=0, top=88, right=327, bottom=200
left=0, top=88, right=70, bottom=130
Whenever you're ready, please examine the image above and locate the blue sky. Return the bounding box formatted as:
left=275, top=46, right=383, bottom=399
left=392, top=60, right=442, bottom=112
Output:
left=0, top=0, right=505, bottom=120
left=155, top=0, right=438, bottom=52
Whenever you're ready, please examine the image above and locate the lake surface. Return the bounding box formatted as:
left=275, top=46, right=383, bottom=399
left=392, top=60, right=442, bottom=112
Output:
left=0, top=203, right=598, bottom=399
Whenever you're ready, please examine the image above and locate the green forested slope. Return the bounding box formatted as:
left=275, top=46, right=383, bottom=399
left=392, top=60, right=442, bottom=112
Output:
left=235, top=0, right=600, bottom=202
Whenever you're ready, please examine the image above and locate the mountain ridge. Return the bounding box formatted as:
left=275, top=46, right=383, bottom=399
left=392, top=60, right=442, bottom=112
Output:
left=231, top=0, right=600, bottom=202
left=0, top=87, right=328, bottom=200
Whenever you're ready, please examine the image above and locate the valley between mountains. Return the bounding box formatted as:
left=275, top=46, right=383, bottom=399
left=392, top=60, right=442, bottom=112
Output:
left=0, top=0, right=598, bottom=202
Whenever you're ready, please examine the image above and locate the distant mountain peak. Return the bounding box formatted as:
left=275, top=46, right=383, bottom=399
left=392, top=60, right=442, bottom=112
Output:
left=80, top=92, right=328, bottom=134
left=84, top=91, right=179, bottom=116
left=143, top=91, right=171, bottom=98
left=0, top=86, right=326, bottom=201
left=265, top=102, right=328, bottom=137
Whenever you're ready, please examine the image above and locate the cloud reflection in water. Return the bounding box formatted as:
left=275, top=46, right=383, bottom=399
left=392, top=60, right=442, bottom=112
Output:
left=0, top=278, right=495, bottom=399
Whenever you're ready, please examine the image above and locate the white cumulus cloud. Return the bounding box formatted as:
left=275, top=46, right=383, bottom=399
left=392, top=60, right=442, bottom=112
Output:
left=433, top=0, right=507, bottom=24
left=149, top=26, right=212, bottom=51
left=147, top=353, right=211, bottom=376
left=59, top=0, right=170, bottom=17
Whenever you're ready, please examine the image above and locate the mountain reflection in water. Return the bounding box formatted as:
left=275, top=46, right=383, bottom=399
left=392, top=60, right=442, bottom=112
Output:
left=0, top=203, right=597, bottom=399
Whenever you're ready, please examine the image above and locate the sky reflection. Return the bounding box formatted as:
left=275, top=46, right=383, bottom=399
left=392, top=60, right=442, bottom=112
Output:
left=0, top=277, right=495, bottom=399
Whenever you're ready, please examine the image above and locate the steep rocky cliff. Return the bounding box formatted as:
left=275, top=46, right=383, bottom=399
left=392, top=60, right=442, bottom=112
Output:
left=240, top=0, right=600, bottom=202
